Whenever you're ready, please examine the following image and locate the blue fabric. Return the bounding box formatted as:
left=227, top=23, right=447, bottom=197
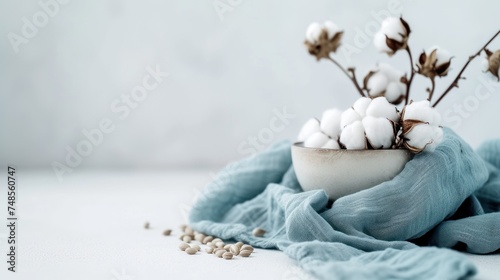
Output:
left=189, top=128, right=500, bottom=280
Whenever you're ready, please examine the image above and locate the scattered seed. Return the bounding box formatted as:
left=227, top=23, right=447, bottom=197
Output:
left=185, top=247, right=197, bottom=255
left=222, top=252, right=233, bottom=260
left=180, top=224, right=188, bottom=232
left=191, top=244, right=201, bottom=251
left=239, top=250, right=252, bottom=257
left=144, top=222, right=150, bottom=229
left=235, top=242, right=244, bottom=249
left=223, top=244, right=231, bottom=251
left=205, top=247, right=214, bottom=254
left=162, top=229, right=172, bottom=236
left=212, top=238, right=222, bottom=244
left=215, top=241, right=225, bottom=248
left=182, top=235, right=192, bottom=243
left=179, top=242, right=190, bottom=251
left=229, top=245, right=240, bottom=256
left=215, top=249, right=226, bottom=258
left=252, top=228, right=266, bottom=237
left=184, top=226, right=194, bottom=235
left=194, top=233, right=205, bottom=243
left=207, top=242, right=216, bottom=249
left=241, top=245, right=254, bottom=252
left=202, top=236, right=214, bottom=244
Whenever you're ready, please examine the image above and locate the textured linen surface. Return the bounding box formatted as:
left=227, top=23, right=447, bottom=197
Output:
left=189, top=129, right=500, bottom=280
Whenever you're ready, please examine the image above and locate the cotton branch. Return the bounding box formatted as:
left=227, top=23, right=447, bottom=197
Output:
left=326, top=56, right=365, bottom=97
left=432, top=30, right=500, bottom=107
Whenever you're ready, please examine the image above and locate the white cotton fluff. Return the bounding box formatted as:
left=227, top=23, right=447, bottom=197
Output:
left=374, top=31, right=391, bottom=53
left=405, top=124, right=443, bottom=152
left=379, top=17, right=405, bottom=42
left=304, top=132, right=330, bottom=148
left=322, top=139, right=340, bottom=149
left=366, top=72, right=389, bottom=96
left=306, top=22, right=323, bottom=43
left=425, top=46, right=452, bottom=66
left=297, top=118, right=321, bottom=142
left=352, top=97, right=372, bottom=117
left=320, top=108, right=342, bottom=139
left=384, top=82, right=403, bottom=103
left=481, top=58, right=490, bottom=72
left=403, top=100, right=442, bottom=126
left=340, top=121, right=366, bottom=149
left=323, top=21, right=340, bottom=39
left=340, top=108, right=362, bottom=128
left=362, top=116, right=394, bottom=149
left=378, top=63, right=404, bottom=82
left=365, top=97, right=399, bottom=122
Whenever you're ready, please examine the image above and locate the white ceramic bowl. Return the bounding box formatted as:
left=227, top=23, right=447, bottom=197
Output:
left=291, top=143, right=413, bottom=200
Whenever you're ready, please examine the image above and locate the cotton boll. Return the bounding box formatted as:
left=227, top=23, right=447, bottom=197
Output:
left=426, top=46, right=452, bottom=65
left=384, top=82, right=404, bottom=103
left=374, top=31, right=391, bottom=53
left=378, top=63, right=404, bottom=82
left=322, top=139, right=340, bottom=149
left=366, top=72, right=389, bottom=96
left=340, top=121, right=366, bottom=149
left=323, top=21, right=340, bottom=39
left=297, top=118, right=320, bottom=142
left=424, top=126, right=444, bottom=151
left=365, top=97, right=399, bottom=122
left=362, top=116, right=395, bottom=149
left=403, top=100, right=442, bottom=125
left=352, top=97, right=372, bottom=117
left=380, top=17, right=404, bottom=42
left=404, top=124, right=443, bottom=152
left=306, top=22, right=323, bottom=43
left=304, top=132, right=330, bottom=148
left=320, top=108, right=342, bottom=139
left=340, top=108, right=362, bottom=128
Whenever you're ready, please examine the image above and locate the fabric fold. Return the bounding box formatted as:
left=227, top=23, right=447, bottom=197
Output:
left=189, top=129, right=500, bottom=279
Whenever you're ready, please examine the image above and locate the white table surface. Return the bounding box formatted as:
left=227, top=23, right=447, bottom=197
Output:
left=0, top=170, right=498, bottom=280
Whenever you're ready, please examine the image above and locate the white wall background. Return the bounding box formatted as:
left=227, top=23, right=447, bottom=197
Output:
left=1, top=0, right=499, bottom=171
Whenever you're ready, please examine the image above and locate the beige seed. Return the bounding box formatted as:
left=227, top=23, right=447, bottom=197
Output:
left=206, top=242, right=216, bottom=248
left=180, top=224, right=188, bottom=232
left=191, top=244, right=201, bottom=251
left=229, top=245, right=240, bottom=255
left=215, top=249, right=225, bottom=258
left=235, top=242, right=244, bottom=248
left=144, top=222, right=150, bottom=229
left=212, top=238, right=222, bottom=244
left=202, top=236, right=214, bottom=244
left=252, top=228, right=266, bottom=237
left=223, top=244, right=231, bottom=251
left=185, top=247, right=197, bottom=255
left=194, top=233, right=205, bottom=243
left=215, top=241, right=225, bottom=248
left=239, top=250, right=252, bottom=257
left=241, top=245, right=254, bottom=252
left=205, top=247, right=214, bottom=254
left=222, top=252, right=233, bottom=260
left=162, top=229, right=172, bottom=236
left=182, top=235, right=192, bottom=243
left=184, top=226, right=194, bottom=235
left=179, top=242, right=190, bottom=251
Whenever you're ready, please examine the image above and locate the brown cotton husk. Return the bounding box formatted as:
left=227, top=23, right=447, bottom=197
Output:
left=417, top=49, right=451, bottom=78
left=305, top=30, right=343, bottom=60
left=485, top=49, right=500, bottom=81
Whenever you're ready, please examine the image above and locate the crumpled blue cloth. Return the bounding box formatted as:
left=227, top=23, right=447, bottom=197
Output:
left=189, top=128, right=500, bottom=280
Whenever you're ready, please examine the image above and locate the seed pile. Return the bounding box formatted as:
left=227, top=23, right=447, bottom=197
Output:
left=148, top=222, right=260, bottom=260
left=177, top=225, right=256, bottom=259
